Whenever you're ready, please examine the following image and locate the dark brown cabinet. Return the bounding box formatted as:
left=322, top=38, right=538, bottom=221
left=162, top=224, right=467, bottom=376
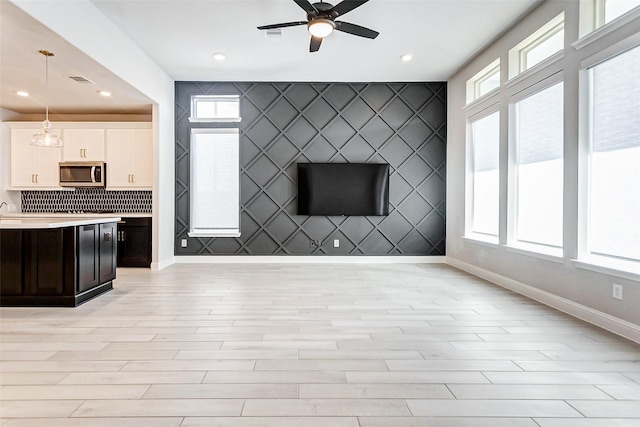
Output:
left=78, top=224, right=99, bottom=292
left=117, top=217, right=151, bottom=267
left=100, top=222, right=117, bottom=282
left=0, top=222, right=117, bottom=307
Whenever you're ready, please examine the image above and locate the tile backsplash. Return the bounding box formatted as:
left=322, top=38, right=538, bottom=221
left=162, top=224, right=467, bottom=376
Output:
left=22, top=189, right=152, bottom=213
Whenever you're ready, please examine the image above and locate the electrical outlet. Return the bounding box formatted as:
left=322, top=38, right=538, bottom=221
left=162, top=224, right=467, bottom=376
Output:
left=333, top=239, right=340, bottom=248
left=612, top=283, right=623, bottom=300
left=181, top=238, right=188, bottom=248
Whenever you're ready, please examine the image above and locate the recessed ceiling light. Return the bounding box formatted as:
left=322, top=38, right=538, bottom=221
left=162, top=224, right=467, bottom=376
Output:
left=98, top=90, right=112, bottom=97
left=401, top=54, right=413, bottom=62
left=16, top=90, right=29, bottom=97
left=212, top=52, right=226, bottom=61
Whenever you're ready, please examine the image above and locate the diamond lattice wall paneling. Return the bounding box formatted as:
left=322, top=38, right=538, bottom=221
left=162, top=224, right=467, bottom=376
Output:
left=175, top=82, right=446, bottom=256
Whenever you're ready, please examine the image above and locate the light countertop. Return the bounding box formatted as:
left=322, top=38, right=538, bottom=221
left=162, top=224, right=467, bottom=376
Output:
left=0, top=216, right=122, bottom=229
left=1, top=213, right=151, bottom=218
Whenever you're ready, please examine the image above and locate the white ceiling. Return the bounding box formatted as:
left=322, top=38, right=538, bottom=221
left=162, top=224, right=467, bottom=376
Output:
left=0, top=1, right=153, bottom=115
left=1, top=0, right=541, bottom=115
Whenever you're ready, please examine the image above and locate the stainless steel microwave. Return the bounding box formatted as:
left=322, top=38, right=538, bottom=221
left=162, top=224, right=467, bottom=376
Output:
left=59, top=162, right=106, bottom=187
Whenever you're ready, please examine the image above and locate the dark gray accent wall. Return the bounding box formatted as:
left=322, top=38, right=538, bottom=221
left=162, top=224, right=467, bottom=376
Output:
left=175, top=82, right=446, bottom=256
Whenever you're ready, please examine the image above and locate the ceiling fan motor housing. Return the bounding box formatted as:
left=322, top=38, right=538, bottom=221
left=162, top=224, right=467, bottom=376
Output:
left=309, top=2, right=338, bottom=20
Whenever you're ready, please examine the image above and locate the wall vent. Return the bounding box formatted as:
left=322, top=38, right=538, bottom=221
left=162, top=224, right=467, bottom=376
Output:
left=266, top=28, right=282, bottom=38
left=68, top=76, right=95, bottom=84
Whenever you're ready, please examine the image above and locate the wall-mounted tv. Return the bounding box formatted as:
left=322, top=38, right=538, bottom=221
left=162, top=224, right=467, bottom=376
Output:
left=297, top=163, right=390, bottom=216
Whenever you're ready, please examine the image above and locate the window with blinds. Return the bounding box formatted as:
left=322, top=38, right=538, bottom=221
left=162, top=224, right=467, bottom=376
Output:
left=587, top=45, right=640, bottom=265
left=469, top=110, right=500, bottom=241
left=188, top=128, right=241, bottom=237
left=513, top=81, right=564, bottom=252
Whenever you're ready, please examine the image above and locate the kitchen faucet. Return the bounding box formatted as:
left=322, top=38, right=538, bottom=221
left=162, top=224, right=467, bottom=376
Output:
left=0, top=201, right=7, bottom=210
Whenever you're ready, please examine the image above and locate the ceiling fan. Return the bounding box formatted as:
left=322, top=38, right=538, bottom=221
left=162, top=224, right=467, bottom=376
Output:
left=257, top=0, right=379, bottom=52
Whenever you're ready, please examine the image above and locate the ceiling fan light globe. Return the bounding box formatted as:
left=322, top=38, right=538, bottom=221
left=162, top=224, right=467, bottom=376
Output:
left=308, top=19, right=335, bottom=38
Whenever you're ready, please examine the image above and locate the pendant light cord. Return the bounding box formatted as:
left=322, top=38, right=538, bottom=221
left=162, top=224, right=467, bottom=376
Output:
left=45, top=52, right=49, bottom=122
left=39, top=50, right=54, bottom=123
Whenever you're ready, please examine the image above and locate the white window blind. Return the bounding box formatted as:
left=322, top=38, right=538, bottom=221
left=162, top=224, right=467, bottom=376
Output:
left=588, top=45, right=640, bottom=264
left=189, top=128, right=241, bottom=237
left=514, top=81, right=564, bottom=250
left=470, top=111, right=500, bottom=239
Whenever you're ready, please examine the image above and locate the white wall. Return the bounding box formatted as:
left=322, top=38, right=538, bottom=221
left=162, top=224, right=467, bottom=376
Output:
left=10, top=0, right=175, bottom=269
left=447, top=1, right=640, bottom=330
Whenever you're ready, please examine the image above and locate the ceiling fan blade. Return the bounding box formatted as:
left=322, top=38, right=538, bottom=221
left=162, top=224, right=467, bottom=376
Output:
left=310, top=36, right=322, bottom=52
left=294, top=0, right=318, bottom=14
left=331, top=0, right=370, bottom=17
left=258, top=21, right=308, bottom=30
left=335, top=21, right=379, bottom=39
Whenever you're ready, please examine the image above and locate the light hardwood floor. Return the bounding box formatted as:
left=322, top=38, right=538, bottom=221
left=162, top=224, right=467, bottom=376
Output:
left=1, top=263, right=639, bottom=426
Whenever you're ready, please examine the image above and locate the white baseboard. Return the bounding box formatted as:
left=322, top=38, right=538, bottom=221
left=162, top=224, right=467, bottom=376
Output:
left=446, top=257, right=640, bottom=344
left=151, top=256, right=175, bottom=271
left=174, top=255, right=446, bottom=264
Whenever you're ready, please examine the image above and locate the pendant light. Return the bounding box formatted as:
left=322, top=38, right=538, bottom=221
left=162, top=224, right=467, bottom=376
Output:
left=32, top=50, right=63, bottom=147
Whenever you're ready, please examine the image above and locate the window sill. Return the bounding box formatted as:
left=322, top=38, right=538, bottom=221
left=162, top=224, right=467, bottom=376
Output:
left=463, top=235, right=499, bottom=247
left=503, top=243, right=564, bottom=264
left=188, top=230, right=241, bottom=238
left=573, top=257, right=640, bottom=282
left=506, top=51, right=563, bottom=89
left=188, top=117, right=242, bottom=123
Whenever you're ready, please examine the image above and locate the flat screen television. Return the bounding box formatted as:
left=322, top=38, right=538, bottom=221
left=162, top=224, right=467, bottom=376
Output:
left=297, top=163, right=390, bottom=216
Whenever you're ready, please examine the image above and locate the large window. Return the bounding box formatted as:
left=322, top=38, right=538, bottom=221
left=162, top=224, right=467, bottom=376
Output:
left=513, top=81, right=564, bottom=251
left=469, top=111, right=500, bottom=240
left=587, top=45, right=640, bottom=265
left=189, top=128, right=241, bottom=237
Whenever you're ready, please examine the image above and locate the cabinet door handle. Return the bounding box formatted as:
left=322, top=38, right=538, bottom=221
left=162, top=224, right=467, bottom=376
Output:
left=131, top=174, right=134, bottom=183
left=31, top=174, right=34, bottom=183
left=122, top=231, right=126, bottom=241
left=35, top=174, right=38, bottom=183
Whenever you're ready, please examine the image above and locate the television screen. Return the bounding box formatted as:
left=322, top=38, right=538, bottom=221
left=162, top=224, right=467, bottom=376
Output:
left=297, top=163, right=390, bottom=216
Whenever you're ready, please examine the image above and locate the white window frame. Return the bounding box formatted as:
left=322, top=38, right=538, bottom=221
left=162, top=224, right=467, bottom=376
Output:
left=577, top=0, right=640, bottom=41
left=189, top=95, right=241, bottom=123
left=596, top=0, right=640, bottom=26
left=188, top=128, right=241, bottom=238
left=509, top=13, right=565, bottom=79
left=466, top=59, right=500, bottom=105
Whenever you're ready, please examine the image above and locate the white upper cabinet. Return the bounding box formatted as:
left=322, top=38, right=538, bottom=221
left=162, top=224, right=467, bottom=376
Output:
left=6, top=123, right=151, bottom=191
left=62, top=129, right=105, bottom=161
left=105, top=129, right=153, bottom=189
left=10, top=129, right=62, bottom=189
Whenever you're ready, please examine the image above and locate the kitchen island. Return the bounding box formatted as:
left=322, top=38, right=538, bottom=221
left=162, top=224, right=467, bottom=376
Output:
left=0, top=216, right=120, bottom=307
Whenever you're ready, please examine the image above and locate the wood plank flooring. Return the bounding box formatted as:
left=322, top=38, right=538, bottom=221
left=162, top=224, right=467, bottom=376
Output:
left=1, top=263, right=639, bottom=426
